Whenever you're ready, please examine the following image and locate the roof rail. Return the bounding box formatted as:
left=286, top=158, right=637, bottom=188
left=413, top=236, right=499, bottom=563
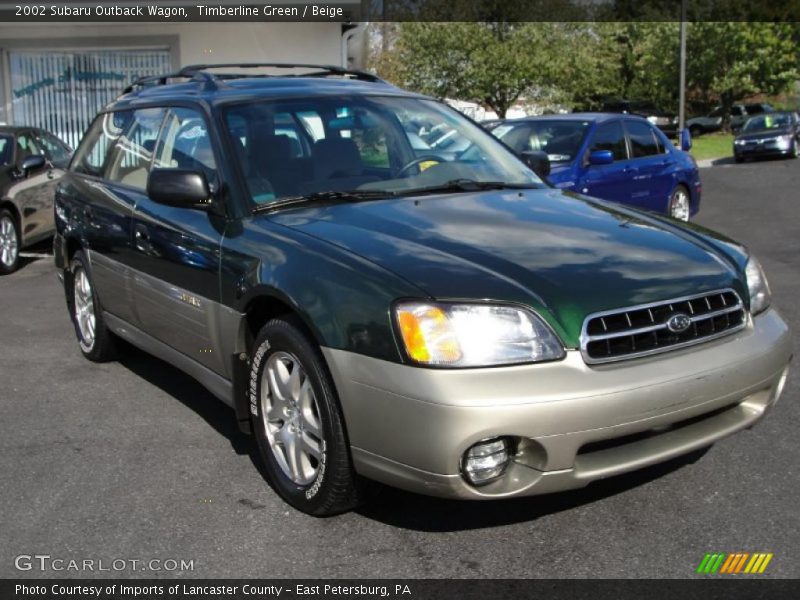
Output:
left=178, top=63, right=384, bottom=82
left=120, top=63, right=384, bottom=97
left=120, top=70, right=218, bottom=95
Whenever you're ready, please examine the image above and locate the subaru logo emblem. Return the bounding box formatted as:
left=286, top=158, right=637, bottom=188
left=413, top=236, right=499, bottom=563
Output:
left=666, top=313, right=692, bottom=333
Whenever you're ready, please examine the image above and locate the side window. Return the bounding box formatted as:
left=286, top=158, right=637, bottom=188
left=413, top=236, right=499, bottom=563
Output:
left=35, top=131, right=71, bottom=166
left=72, top=112, right=131, bottom=177
left=106, top=108, right=166, bottom=190
left=16, top=133, right=43, bottom=161
left=709, top=107, right=724, bottom=118
left=625, top=121, right=661, bottom=158
left=0, top=135, right=12, bottom=166
left=589, top=121, right=627, bottom=161
left=154, top=108, right=217, bottom=181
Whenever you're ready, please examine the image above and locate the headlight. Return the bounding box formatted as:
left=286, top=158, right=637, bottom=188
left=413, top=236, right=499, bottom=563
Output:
left=777, top=135, right=793, bottom=149
left=734, top=139, right=746, bottom=146
left=745, top=256, right=771, bottom=315
left=394, top=302, right=565, bottom=367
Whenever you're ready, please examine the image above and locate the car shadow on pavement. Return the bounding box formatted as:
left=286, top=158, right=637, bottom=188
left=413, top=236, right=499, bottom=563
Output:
left=355, top=448, right=709, bottom=532
left=118, top=344, right=255, bottom=458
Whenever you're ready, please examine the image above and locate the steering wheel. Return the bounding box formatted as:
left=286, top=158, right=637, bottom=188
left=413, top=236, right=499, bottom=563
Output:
left=396, top=155, right=442, bottom=178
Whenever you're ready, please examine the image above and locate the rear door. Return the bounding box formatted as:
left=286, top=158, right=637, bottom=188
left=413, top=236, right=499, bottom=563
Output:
left=128, top=106, right=227, bottom=375
left=65, top=108, right=164, bottom=325
left=579, top=120, right=635, bottom=205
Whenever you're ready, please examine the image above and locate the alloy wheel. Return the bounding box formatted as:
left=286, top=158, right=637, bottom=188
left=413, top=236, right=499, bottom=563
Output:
left=73, top=267, right=96, bottom=349
left=0, top=216, right=18, bottom=268
left=261, top=351, right=324, bottom=485
left=669, top=188, right=690, bottom=222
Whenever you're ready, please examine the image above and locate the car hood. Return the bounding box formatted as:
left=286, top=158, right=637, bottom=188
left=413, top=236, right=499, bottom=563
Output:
left=267, top=189, right=748, bottom=348
left=737, top=127, right=793, bottom=140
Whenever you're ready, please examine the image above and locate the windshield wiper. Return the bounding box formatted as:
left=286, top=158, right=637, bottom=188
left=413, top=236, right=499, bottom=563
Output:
left=253, top=189, right=396, bottom=213
left=402, top=179, right=543, bottom=197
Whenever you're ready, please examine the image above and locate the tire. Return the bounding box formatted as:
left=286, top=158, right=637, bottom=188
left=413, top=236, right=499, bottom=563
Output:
left=249, top=316, right=360, bottom=516
left=0, top=209, right=21, bottom=275
left=688, top=125, right=702, bottom=138
left=67, top=250, right=118, bottom=362
left=667, top=185, right=691, bottom=222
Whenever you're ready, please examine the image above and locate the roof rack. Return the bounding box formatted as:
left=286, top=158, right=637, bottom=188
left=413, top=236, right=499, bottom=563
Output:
left=120, top=62, right=384, bottom=95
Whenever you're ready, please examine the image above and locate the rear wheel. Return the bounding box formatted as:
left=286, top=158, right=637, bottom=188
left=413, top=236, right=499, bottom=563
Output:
left=250, top=316, right=361, bottom=516
left=668, top=185, right=691, bottom=222
left=0, top=209, right=20, bottom=275
left=68, top=251, right=118, bottom=361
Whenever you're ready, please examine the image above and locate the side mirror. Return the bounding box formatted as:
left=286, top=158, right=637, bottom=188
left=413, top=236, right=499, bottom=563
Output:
left=588, top=150, right=614, bottom=166
left=17, top=154, right=46, bottom=176
left=147, top=168, right=212, bottom=209
left=680, top=128, right=692, bottom=151
left=520, top=150, right=550, bottom=179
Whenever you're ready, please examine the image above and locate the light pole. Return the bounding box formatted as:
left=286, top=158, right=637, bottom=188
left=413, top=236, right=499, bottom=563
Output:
left=678, top=0, right=688, bottom=135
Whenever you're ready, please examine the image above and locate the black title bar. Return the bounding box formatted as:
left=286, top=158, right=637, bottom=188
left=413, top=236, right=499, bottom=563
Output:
left=1, top=0, right=800, bottom=22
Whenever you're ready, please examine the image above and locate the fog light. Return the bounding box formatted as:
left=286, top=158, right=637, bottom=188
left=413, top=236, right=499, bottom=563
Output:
left=462, top=438, right=510, bottom=486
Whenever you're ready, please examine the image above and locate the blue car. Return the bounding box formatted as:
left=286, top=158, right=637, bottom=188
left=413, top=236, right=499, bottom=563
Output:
left=489, top=113, right=701, bottom=221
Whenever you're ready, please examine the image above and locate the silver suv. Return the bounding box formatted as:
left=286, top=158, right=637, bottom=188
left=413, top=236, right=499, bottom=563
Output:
left=687, top=103, right=774, bottom=136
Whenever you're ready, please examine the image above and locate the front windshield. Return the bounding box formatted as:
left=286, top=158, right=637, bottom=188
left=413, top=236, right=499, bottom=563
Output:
left=743, top=113, right=792, bottom=132
left=222, top=96, right=542, bottom=206
left=491, top=120, right=590, bottom=163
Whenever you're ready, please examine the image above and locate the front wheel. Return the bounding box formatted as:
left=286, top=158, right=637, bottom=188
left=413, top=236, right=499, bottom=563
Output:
left=250, top=317, right=361, bottom=516
left=0, top=209, right=20, bottom=275
left=668, top=185, right=691, bottom=222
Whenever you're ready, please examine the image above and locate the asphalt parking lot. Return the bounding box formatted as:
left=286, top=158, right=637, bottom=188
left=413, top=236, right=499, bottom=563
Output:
left=1, top=158, right=798, bottom=579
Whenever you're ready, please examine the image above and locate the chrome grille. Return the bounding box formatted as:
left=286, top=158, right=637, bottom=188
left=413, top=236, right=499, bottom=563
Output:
left=581, top=289, right=746, bottom=364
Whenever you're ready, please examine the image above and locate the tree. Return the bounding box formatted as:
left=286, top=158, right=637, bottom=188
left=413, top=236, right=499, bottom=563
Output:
left=685, top=22, right=799, bottom=123
left=374, top=22, right=557, bottom=118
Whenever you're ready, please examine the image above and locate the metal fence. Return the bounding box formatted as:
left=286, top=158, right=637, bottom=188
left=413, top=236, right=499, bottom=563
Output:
left=9, top=49, right=171, bottom=149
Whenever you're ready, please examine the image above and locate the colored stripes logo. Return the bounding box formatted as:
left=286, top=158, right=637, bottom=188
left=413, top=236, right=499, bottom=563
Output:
left=697, top=552, right=773, bottom=574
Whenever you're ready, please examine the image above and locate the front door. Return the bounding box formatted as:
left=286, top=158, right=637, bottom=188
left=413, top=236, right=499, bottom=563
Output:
left=128, top=107, right=227, bottom=375
left=579, top=120, right=635, bottom=206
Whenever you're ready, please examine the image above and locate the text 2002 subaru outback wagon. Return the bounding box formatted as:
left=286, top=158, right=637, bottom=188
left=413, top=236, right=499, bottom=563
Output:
left=54, top=64, right=792, bottom=516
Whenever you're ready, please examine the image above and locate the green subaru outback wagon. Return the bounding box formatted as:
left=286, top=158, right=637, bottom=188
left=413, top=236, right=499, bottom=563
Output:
left=54, top=64, right=792, bottom=515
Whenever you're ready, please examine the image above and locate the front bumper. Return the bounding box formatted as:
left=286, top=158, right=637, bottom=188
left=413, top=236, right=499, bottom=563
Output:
left=323, top=308, right=791, bottom=499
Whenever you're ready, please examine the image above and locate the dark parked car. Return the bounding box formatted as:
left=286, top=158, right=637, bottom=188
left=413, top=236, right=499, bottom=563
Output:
left=490, top=114, right=701, bottom=221
left=599, top=99, right=679, bottom=137
left=733, top=111, right=800, bottom=162
left=687, top=103, right=774, bottom=136
left=55, top=64, right=790, bottom=516
left=0, top=126, right=71, bottom=274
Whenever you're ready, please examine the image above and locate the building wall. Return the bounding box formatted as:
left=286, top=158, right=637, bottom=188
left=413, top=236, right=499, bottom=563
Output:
left=0, top=22, right=346, bottom=133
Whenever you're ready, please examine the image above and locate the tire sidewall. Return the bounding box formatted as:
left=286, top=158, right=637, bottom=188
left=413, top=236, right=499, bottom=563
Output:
left=249, top=320, right=349, bottom=514
left=0, top=210, right=20, bottom=275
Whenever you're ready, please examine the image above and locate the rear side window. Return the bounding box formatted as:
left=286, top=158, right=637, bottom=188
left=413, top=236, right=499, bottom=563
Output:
left=625, top=121, right=661, bottom=158
left=589, top=121, right=627, bottom=161
left=106, top=108, right=166, bottom=190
